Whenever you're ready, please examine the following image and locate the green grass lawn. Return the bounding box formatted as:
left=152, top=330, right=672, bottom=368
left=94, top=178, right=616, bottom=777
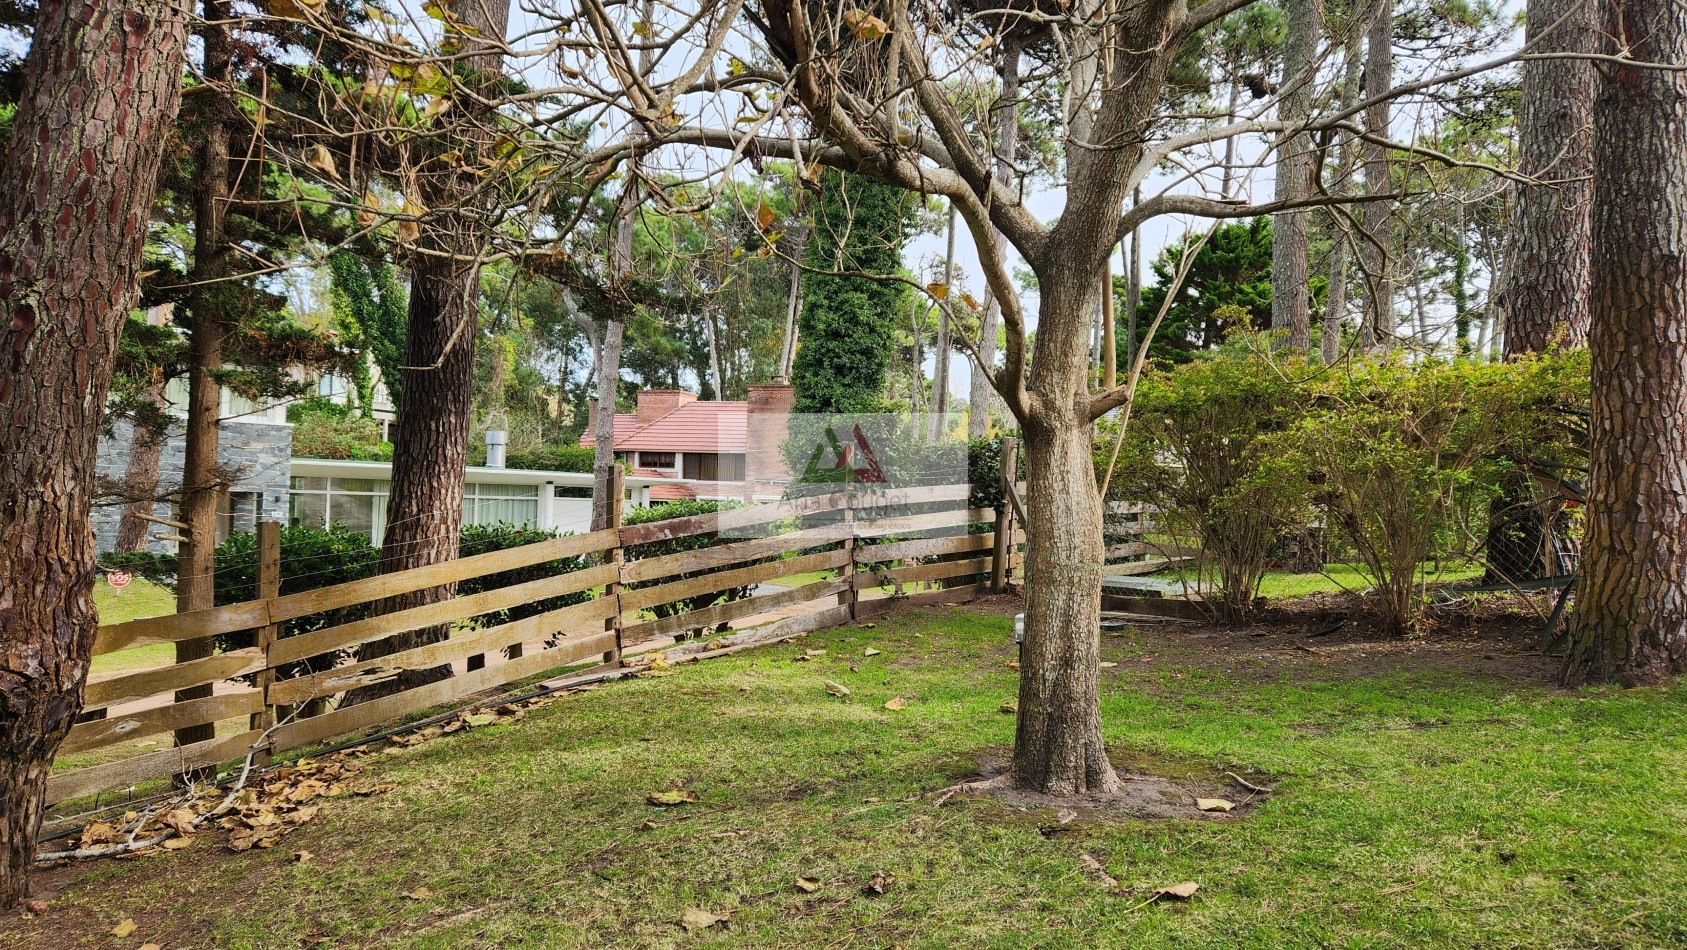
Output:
left=1255, top=561, right=1486, bottom=600
left=14, top=603, right=1687, bottom=948
left=89, top=576, right=176, bottom=676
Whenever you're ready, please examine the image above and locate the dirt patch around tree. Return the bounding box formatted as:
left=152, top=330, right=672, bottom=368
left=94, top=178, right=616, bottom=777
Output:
left=936, top=754, right=1272, bottom=827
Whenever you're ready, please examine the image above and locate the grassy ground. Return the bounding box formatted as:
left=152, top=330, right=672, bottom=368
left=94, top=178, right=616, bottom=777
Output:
left=1255, top=562, right=1486, bottom=600
left=13, top=601, right=1687, bottom=949
left=90, top=576, right=177, bottom=676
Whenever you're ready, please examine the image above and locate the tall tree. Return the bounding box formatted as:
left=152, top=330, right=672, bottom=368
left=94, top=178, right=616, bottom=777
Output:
left=1563, top=0, right=1687, bottom=686
left=1269, top=0, right=1320, bottom=351
left=1359, top=0, right=1395, bottom=349
left=1498, top=0, right=1597, bottom=354
left=0, top=0, right=187, bottom=907
left=349, top=0, right=513, bottom=699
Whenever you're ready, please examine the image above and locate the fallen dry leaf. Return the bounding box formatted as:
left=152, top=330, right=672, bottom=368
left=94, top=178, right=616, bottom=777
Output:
left=1155, top=881, right=1200, bottom=900
left=647, top=789, right=700, bottom=806
left=1004, top=660, right=1020, bottom=671
left=402, top=886, right=434, bottom=901
left=22, top=899, right=47, bottom=915
left=1195, top=798, right=1234, bottom=813
left=112, top=919, right=137, bottom=938
left=862, top=870, right=893, bottom=895
left=161, top=835, right=194, bottom=850
left=1000, top=700, right=1018, bottom=714
left=863, top=647, right=881, bottom=657
left=1099, top=661, right=1119, bottom=668
left=794, top=875, right=822, bottom=893
left=1079, top=852, right=1119, bottom=888
left=679, top=908, right=727, bottom=930
left=296, top=850, right=315, bottom=863
left=824, top=680, right=851, bottom=697
left=884, top=697, right=907, bottom=710
left=140, top=944, right=162, bottom=950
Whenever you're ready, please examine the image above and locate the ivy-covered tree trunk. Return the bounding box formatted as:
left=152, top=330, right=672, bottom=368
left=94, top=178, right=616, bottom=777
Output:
left=792, top=170, right=909, bottom=414
left=1563, top=0, right=1687, bottom=686
left=0, top=0, right=187, bottom=907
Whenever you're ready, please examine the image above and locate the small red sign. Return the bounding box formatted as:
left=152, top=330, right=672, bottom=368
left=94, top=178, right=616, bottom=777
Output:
left=106, top=571, right=133, bottom=591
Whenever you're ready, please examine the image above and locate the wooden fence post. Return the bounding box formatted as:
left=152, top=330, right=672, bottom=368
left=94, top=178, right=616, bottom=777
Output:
left=251, top=519, right=281, bottom=766
left=606, top=466, right=626, bottom=665
left=992, top=437, right=1018, bottom=593
left=840, top=492, right=859, bottom=620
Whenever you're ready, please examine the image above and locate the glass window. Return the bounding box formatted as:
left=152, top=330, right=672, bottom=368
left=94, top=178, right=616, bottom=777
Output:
left=289, top=491, right=327, bottom=529
left=330, top=477, right=377, bottom=493
left=290, top=476, right=328, bottom=491
left=639, top=451, right=675, bottom=468
left=329, top=492, right=375, bottom=537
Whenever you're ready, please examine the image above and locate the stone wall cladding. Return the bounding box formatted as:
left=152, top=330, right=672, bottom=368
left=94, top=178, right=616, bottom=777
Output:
left=93, top=419, right=293, bottom=555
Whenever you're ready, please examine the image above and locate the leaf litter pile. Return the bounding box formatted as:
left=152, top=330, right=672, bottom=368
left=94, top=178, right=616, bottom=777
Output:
left=44, top=689, right=579, bottom=866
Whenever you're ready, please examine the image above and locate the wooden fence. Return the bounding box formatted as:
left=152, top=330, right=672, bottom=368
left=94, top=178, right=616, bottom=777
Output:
left=55, top=480, right=1021, bottom=807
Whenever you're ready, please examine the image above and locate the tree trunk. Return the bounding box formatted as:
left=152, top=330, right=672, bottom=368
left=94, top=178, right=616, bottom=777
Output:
left=348, top=0, right=510, bottom=702
left=932, top=201, right=955, bottom=436
left=0, top=0, right=187, bottom=907
left=1321, top=29, right=1362, bottom=364
left=779, top=259, right=800, bottom=380
left=970, top=37, right=1020, bottom=439
left=174, top=0, right=234, bottom=757
left=1359, top=2, right=1395, bottom=350
left=1563, top=0, right=1687, bottom=686
left=113, top=375, right=170, bottom=552
left=1013, top=278, right=1119, bottom=795
left=1500, top=0, right=1597, bottom=355
left=1270, top=0, right=1319, bottom=352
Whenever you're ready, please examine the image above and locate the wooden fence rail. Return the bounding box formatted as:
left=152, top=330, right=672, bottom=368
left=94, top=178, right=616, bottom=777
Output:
left=53, top=482, right=1022, bottom=807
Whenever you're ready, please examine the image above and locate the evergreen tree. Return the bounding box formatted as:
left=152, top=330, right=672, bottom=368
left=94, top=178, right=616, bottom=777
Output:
left=791, top=169, right=912, bottom=414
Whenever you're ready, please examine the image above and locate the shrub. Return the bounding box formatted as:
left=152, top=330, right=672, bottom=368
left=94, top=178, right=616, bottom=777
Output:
left=1103, top=349, right=1314, bottom=623
left=504, top=443, right=597, bottom=473
left=456, top=522, right=593, bottom=630
left=290, top=403, right=392, bottom=461
left=1299, top=353, right=1587, bottom=634
left=623, top=499, right=761, bottom=634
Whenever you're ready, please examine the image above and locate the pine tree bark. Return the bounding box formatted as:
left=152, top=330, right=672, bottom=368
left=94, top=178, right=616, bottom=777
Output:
left=1270, top=0, right=1320, bottom=352
left=173, top=0, right=234, bottom=755
left=1500, top=0, right=1597, bottom=355
left=1563, top=0, right=1687, bottom=686
left=1359, top=1, right=1395, bottom=350
left=0, top=0, right=187, bottom=907
left=348, top=0, right=510, bottom=700
left=1321, top=24, right=1363, bottom=363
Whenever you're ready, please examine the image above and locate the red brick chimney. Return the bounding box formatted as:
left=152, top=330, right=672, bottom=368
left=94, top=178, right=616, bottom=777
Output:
left=636, top=389, right=697, bottom=428
left=745, top=384, right=796, bottom=499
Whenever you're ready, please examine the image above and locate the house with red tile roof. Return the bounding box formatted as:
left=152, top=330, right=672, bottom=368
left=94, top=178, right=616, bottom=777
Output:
left=584, top=385, right=796, bottom=502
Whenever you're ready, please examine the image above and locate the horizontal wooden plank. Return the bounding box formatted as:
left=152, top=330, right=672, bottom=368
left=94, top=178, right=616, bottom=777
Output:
left=855, top=532, right=995, bottom=564
left=619, top=492, right=851, bottom=546
left=61, top=691, right=264, bottom=755
left=94, top=600, right=271, bottom=657
left=852, top=508, right=993, bottom=539
left=267, top=529, right=619, bottom=623
left=48, top=728, right=263, bottom=805
left=268, top=562, right=618, bottom=667
left=269, top=632, right=616, bottom=753
left=267, top=599, right=617, bottom=706
left=855, top=583, right=986, bottom=619
left=622, top=523, right=849, bottom=585
left=752, top=602, right=854, bottom=639
left=625, top=578, right=848, bottom=642
left=84, top=649, right=266, bottom=711
left=853, top=556, right=993, bottom=590
left=623, top=548, right=849, bottom=612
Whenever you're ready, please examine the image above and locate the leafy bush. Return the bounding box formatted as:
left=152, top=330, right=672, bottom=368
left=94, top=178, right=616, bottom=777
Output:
left=290, top=402, right=392, bottom=461
left=456, top=523, right=593, bottom=630
left=504, top=443, right=597, bottom=473
left=1299, top=353, right=1587, bottom=634
left=1105, top=349, right=1314, bottom=623
left=623, top=499, right=760, bottom=634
